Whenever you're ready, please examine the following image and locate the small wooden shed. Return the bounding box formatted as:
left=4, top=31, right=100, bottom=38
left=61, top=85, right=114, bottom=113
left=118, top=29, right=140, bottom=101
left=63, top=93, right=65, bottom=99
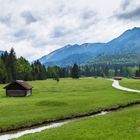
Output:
left=132, top=77, right=140, bottom=80
left=4, top=80, right=32, bottom=97
left=114, top=77, right=123, bottom=80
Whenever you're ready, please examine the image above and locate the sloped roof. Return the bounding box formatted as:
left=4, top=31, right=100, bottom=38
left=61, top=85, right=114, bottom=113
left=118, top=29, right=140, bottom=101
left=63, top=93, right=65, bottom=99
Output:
left=4, top=80, right=33, bottom=90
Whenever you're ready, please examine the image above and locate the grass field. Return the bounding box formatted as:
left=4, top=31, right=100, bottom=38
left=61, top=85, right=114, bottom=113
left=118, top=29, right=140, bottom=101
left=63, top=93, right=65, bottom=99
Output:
left=14, top=105, right=140, bottom=140
left=120, top=79, right=140, bottom=90
left=0, top=78, right=140, bottom=132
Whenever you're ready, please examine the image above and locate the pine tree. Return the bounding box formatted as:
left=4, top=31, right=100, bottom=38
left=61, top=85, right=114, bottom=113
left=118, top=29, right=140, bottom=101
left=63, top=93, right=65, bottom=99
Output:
left=17, top=57, right=32, bottom=80
left=71, top=64, right=80, bottom=79
left=135, top=64, right=140, bottom=77
left=8, top=48, right=17, bottom=81
left=0, top=58, right=8, bottom=83
left=31, top=60, right=47, bottom=80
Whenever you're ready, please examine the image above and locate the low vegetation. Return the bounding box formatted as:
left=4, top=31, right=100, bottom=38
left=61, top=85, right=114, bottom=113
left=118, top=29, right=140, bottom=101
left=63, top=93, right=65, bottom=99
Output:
left=14, top=105, right=140, bottom=140
left=0, top=78, right=140, bottom=132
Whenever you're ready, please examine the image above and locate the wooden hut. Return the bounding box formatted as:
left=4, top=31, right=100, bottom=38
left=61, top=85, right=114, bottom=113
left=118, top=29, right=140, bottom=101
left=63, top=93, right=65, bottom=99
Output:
left=114, top=77, right=123, bottom=80
left=4, top=80, right=32, bottom=97
left=132, top=77, right=140, bottom=79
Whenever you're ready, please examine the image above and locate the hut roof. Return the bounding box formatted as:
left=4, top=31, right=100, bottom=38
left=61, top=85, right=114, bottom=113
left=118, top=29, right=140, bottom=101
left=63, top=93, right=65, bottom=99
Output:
left=4, top=80, right=33, bottom=90
left=114, top=77, right=123, bottom=80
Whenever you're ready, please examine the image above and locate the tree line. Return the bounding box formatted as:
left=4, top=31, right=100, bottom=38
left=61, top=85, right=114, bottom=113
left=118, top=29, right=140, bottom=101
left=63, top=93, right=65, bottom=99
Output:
left=0, top=49, right=80, bottom=84
left=46, top=63, right=140, bottom=79
left=80, top=63, right=140, bottom=78
left=46, top=64, right=80, bottom=79
left=0, top=48, right=139, bottom=84
left=0, top=48, right=47, bottom=83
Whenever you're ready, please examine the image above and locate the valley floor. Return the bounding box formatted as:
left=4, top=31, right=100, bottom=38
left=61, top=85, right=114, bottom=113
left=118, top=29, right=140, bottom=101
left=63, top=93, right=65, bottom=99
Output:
left=13, top=105, right=140, bottom=140
left=0, top=78, right=139, bottom=139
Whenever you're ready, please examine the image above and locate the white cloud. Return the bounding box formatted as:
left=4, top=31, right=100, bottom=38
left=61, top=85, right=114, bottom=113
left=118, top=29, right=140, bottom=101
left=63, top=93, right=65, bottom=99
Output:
left=0, top=0, right=139, bottom=61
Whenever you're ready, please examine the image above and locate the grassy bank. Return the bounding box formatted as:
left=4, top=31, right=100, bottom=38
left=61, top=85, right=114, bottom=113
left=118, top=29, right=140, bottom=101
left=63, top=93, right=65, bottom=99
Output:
left=0, top=78, right=140, bottom=132
left=120, top=79, right=140, bottom=90
left=14, top=105, right=140, bottom=140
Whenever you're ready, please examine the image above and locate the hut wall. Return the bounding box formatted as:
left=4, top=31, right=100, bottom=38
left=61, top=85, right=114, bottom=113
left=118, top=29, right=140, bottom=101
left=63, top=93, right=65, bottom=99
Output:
left=6, top=90, right=26, bottom=97
left=26, top=90, right=32, bottom=96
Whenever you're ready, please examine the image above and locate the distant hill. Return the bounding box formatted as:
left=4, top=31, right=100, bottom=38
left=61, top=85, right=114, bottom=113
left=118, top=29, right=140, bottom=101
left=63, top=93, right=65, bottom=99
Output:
left=88, top=52, right=140, bottom=65
left=39, top=43, right=104, bottom=66
left=38, top=27, right=140, bottom=67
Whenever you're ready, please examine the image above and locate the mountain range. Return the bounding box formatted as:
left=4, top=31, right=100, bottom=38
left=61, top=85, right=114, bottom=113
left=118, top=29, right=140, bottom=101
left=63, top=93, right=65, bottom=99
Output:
left=39, top=27, right=140, bottom=67
left=1, top=27, right=140, bottom=66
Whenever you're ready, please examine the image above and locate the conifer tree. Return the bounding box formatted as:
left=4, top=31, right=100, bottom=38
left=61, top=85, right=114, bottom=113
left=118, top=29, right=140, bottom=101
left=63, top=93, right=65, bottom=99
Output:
left=71, top=64, right=80, bottom=79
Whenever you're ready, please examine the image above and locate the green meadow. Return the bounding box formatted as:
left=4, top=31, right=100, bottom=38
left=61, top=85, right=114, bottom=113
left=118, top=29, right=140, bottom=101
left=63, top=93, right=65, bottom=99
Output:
left=12, top=77, right=140, bottom=140
left=120, top=79, right=140, bottom=90
left=0, top=78, right=140, bottom=133
left=14, top=105, right=140, bottom=140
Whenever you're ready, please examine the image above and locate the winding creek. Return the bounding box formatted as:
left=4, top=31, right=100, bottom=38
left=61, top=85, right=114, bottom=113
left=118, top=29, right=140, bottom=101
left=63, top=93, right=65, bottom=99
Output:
left=0, top=111, right=108, bottom=140
left=0, top=80, right=140, bottom=140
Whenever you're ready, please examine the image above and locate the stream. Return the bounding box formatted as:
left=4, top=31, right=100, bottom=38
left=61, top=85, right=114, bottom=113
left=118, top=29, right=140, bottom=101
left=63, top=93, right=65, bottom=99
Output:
left=0, top=111, right=107, bottom=140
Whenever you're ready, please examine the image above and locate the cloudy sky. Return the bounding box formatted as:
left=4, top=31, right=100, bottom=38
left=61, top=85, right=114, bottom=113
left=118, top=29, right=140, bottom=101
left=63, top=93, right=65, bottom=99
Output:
left=0, top=0, right=140, bottom=61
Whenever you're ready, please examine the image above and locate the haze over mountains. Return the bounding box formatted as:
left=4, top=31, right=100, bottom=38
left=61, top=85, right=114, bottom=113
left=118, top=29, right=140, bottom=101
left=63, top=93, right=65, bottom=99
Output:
left=38, top=27, right=140, bottom=67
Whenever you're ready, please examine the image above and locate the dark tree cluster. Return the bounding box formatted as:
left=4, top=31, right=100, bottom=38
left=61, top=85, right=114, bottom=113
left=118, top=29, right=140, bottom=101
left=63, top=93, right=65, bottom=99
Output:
left=71, top=64, right=80, bottom=79
left=80, top=63, right=139, bottom=78
left=0, top=48, right=47, bottom=83
left=46, top=66, right=70, bottom=79
left=46, top=64, right=80, bottom=79
left=135, top=65, right=140, bottom=77
left=46, top=63, right=138, bottom=79
left=31, top=60, right=47, bottom=80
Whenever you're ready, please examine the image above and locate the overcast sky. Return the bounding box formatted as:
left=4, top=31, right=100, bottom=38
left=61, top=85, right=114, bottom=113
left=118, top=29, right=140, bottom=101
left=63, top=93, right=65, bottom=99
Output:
left=0, top=0, right=140, bottom=61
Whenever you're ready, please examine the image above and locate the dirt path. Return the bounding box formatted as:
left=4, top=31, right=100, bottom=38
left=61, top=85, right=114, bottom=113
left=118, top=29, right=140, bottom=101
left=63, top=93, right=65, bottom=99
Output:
left=112, top=79, right=140, bottom=93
